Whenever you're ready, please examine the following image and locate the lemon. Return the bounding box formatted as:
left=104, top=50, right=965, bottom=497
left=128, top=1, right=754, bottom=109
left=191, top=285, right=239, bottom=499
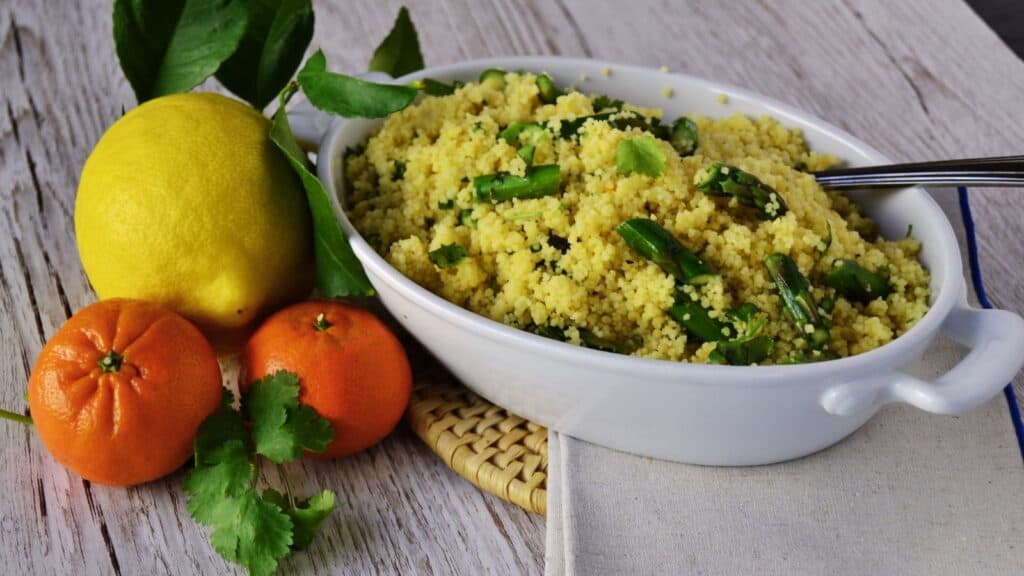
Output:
left=75, top=93, right=313, bottom=343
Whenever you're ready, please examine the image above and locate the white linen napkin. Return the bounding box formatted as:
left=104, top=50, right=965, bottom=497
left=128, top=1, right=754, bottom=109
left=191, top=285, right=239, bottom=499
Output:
left=545, top=189, right=1024, bottom=575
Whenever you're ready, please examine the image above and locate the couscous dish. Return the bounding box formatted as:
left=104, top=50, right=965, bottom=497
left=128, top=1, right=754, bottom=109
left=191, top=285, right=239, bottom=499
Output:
left=344, top=72, right=930, bottom=365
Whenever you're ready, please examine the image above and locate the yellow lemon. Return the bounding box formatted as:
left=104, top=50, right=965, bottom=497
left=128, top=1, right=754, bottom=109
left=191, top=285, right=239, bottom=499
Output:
left=75, top=93, right=313, bottom=345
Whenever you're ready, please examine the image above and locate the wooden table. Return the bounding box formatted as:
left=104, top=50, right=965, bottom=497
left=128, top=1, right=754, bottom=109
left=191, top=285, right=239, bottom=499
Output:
left=2, top=0, right=1022, bottom=574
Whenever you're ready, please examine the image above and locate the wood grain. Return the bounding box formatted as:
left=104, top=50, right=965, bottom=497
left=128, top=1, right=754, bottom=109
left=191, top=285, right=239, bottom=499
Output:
left=1, top=0, right=1022, bottom=574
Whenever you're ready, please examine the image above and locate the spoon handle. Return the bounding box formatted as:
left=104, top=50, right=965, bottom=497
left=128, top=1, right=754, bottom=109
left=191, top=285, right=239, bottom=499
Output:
left=812, top=155, right=1024, bottom=188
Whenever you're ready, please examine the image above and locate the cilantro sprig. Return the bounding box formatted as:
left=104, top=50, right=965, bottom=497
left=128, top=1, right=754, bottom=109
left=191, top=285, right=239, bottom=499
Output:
left=616, top=134, right=667, bottom=178
left=185, top=372, right=336, bottom=576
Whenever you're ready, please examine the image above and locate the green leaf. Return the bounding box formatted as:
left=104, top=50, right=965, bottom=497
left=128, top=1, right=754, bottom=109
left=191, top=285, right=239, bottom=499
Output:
left=209, top=491, right=293, bottom=576
left=185, top=439, right=256, bottom=524
left=368, top=6, right=424, bottom=77
left=270, top=92, right=374, bottom=296
left=428, top=244, right=468, bottom=269
left=113, top=0, right=249, bottom=102
left=615, top=134, right=666, bottom=178
left=244, top=371, right=335, bottom=463
left=264, top=489, right=336, bottom=550
left=216, top=0, right=315, bottom=109
left=298, top=50, right=418, bottom=118
left=185, top=390, right=256, bottom=525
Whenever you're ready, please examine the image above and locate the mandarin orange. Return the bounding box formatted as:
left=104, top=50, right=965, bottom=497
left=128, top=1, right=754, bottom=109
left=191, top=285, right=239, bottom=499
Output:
left=241, top=301, right=411, bottom=458
left=28, top=299, right=222, bottom=486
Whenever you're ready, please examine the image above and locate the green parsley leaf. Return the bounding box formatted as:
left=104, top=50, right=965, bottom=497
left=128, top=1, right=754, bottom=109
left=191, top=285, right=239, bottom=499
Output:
left=298, top=50, right=418, bottom=118
left=428, top=244, right=468, bottom=268
left=209, top=491, right=293, bottom=576
left=269, top=89, right=374, bottom=296
left=113, top=0, right=249, bottom=103
left=615, top=134, right=666, bottom=178
left=216, top=0, right=315, bottom=109
left=264, top=489, right=337, bottom=550
left=368, top=6, right=424, bottom=77
left=244, top=371, right=335, bottom=463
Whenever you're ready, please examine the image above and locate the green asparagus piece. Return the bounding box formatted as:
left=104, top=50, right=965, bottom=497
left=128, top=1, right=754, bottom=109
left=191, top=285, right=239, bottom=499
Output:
left=707, top=303, right=774, bottom=365
left=518, top=145, right=536, bottom=165
left=764, top=253, right=830, bottom=350
left=500, top=122, right=547, bottom=166
left=616, top=218, right=716, bottom=285
left=499, top=121, right=545, bottom=144
left=536, top=73, right=562, bottom=103
left=428, top=244, right=468, bottom=268
left=668, top=291, right=727, bottom=343
left=479, top=68, right=507, bottom=87
left=669, top=116, right=698, bottom=156
left=824, top=259, right=892, bottom=303
left=473, top=164, right=561, bottom=202
left=696, top=163, right=788, bottom=220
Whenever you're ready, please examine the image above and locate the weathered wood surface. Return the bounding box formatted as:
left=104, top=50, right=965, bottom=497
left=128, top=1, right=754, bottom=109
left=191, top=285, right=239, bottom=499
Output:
left=1, top=0, right=1022, bottom=574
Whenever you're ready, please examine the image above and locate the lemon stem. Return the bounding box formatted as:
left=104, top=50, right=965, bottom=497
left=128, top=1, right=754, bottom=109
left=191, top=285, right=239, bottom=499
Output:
left=313, top=313, right=332, bottom=332
left=0, top=408, right=32, bottom=426
left=98, top=350, right=124, bottom=373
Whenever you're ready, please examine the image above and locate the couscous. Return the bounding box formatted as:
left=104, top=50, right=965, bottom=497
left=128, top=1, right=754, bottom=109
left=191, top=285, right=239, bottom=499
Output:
left=344, top=72, right=930, bottom=364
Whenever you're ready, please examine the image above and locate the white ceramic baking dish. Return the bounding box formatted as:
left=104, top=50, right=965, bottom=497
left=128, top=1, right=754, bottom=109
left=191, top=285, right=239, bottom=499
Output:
left=297, top=57, right=1024, bottom=465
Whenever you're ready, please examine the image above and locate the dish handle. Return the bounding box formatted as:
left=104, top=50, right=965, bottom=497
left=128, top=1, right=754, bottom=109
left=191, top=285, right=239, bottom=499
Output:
left=286, top=72, right=396, bottom=150
left=821, top=305, right=1024, bottom=416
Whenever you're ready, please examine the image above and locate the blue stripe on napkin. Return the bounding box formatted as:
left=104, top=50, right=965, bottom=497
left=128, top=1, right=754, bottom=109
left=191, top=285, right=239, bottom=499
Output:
left=958, top=186, right=1024, bottom=461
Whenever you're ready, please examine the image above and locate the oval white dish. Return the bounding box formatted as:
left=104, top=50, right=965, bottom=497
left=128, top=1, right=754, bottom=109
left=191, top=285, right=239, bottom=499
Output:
left=301, top=57, right=1024, bottom=465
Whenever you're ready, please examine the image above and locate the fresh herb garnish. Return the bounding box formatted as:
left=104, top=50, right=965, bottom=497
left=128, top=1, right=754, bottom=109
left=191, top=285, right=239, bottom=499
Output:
left=592, top=94, right=624, bottom=112
left=824, top=259, right=892, bottom=303
left=428, top=244, right=468, bottom=268
left=616, top=134, right=666, bottom=178
left=185, top=375, right=337, bottom=576
left=392, top=160, right=407, bottom=181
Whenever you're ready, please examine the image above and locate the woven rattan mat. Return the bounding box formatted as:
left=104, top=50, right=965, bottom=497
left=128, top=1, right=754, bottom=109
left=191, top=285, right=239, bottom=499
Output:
left=407, top=369, right=548, bottom=515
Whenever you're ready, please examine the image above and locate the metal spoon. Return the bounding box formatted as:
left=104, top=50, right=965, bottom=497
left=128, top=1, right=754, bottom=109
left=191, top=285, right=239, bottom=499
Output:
left=812, top=155, right=1024, bottom=188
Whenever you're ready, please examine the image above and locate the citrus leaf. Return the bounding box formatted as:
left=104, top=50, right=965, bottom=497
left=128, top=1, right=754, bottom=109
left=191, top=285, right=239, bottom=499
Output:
left=269, top=90, right=374, bottom=296
left=297, top=50, right=418, bottom=118
left=216, top=0, right=315, bottom=109
left=368, top=6, right=424, bottom=77
left=244, top=371, right=336, bottom=463
left=615, top=134, right=666, bottom=178
left=113, top=0, right=249, bottom=103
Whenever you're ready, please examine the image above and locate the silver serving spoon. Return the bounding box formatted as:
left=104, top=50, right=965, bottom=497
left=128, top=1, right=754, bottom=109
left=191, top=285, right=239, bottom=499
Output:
left=812, top=155, right=1024, bottom=188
